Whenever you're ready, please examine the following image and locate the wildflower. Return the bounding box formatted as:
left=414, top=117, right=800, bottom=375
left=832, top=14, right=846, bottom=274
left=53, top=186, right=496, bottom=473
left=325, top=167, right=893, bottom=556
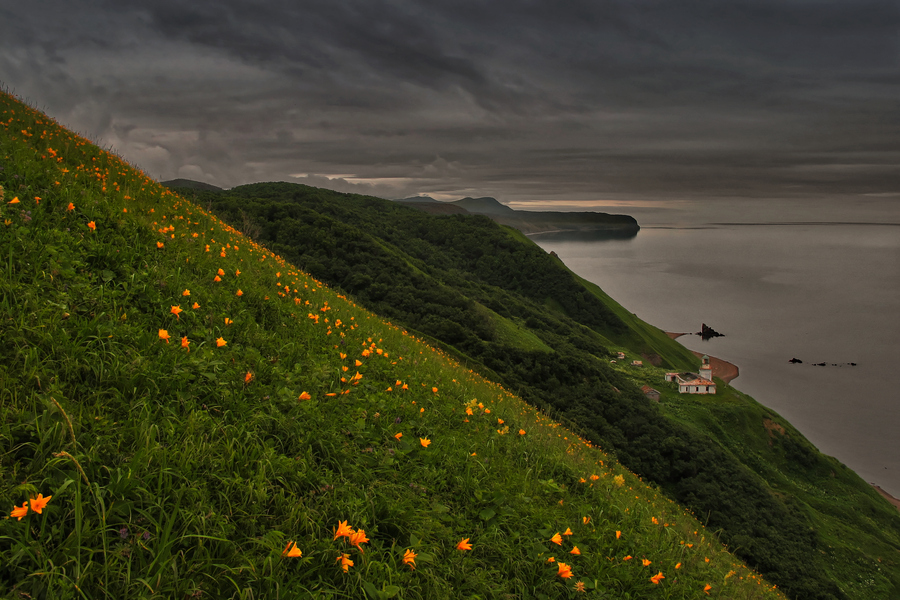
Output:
left=616, top=530, right=621, bottom=539
left=336, top=552, right=354, bottom=572
left=334, top=520, right=353, bottom=540
left=181, top=336, right=190, bottom=351
left=8, top=197, right=19, bottom=204
left=182, top=289, right=190, bottom=296
left=159, top=329, right=170, bottom=343
left=420, top=438, right=431, bottom=448
left=298, top=391, right=311, bottom=401
left=570, top=546, right=581, bottom=555
left=432, top=387, right=438, bottom=393
left=563, top=527, right=573, bottom=536
left=214, top=275, right=221, bottom=282
left=282, top=541, right=302, bottom=557
left=519, top=429, right=526, bottom=435
left=402, top=548, right=417, bottom=570
left=589, top=474, right=599, bottom=481
left=67, top=202, right=75, bottom=211
left=557, top=562, right=573, bottom=579
left=675, top=562, right=681, bottom=569
left=583, top=516, right=591, bottom=525
left=355, top=359, right=362, bottom=367
left=217, top=268, right=225, bottom=276
left=349, top=528, right=369, bottom=552
left=10, top=501, right=28, bottom=520
left=394, top=432, right=403, bottom=440
left=235, top=269, right=241, bottom=276
left=192, top=302, right=200, bottom=309
left=30, top=493, right=52, bottom=514
left=456, top=538, right=472, bottom=551
left=613, top=474, right=625, bottom=487
left=236, top=289, right=243, bottom=297
left=87, top=221, right=96, bottom=231
left=216, top=337, right=227, bottom=347
left=547, top=556, right=555, bottom=563
left=650, top=571, right=665, bottom=584
left=550, top=533, right=563, bottom=545
left=156, top=241, right=164, bottom=249
left=245, top=372, right=253, bottom=383
left=704, top=584, right=712, bottom=594
left=170, top=305, right=183, bottom=319
left=642, top=558, right=651, bottom=567
left=574, top=581, right=586, bottom=593
left=623, top=555, right=633, bottom=561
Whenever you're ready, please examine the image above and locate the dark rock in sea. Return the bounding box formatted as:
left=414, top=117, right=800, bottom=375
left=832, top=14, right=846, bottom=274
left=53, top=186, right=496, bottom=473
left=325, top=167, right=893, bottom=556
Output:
left=815, top=362, right=826, bottom=366
left=789, top=358, right=803, bottom=364
left=698, top=323, right=724, bottom=340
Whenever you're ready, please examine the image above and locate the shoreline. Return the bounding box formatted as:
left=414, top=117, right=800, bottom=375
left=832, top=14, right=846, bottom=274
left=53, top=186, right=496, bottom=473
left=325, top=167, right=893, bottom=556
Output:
left=873, top=485, right=900, bottom=512
left=665, top=334, right=900, bottom=512
left=665, top=332, right=740, bottom=384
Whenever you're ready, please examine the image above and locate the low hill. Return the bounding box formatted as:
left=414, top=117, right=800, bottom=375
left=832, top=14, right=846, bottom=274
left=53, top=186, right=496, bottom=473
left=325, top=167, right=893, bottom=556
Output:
left=160, top=178, right=223, bottom=192
left=0, top=91, right=787, bottom=598
left=172, top=181, right=900, bottom=599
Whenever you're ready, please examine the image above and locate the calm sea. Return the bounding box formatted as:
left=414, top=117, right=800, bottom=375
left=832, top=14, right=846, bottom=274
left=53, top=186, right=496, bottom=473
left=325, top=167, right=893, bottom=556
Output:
left=528, top=197, right=900, bottom=497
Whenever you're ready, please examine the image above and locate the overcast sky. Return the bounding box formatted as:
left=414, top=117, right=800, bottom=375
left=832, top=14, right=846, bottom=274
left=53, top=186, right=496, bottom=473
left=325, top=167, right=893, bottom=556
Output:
left=2, top=1, right=898, bottom=207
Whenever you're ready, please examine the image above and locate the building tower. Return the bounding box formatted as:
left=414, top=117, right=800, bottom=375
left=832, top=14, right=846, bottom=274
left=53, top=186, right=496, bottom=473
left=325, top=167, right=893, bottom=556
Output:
left=699, top=354, right=713, bottom=382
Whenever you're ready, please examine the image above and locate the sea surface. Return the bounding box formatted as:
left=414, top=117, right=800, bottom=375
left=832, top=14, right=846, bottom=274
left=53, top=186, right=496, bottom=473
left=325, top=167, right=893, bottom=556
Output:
left=527, top=197, right=900, bottom=497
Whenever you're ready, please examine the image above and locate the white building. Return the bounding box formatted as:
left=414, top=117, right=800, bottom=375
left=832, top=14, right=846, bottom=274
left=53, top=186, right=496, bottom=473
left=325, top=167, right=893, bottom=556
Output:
left=665, top=355, right=716, bottom=394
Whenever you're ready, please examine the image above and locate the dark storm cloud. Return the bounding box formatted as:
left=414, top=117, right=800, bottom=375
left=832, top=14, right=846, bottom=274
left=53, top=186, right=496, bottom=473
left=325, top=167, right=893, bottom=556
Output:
left=1, top=1, right=898, bottom=203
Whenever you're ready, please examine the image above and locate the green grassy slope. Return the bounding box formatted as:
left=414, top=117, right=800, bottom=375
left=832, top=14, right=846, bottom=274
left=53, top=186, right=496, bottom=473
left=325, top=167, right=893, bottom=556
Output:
left=0, top=93, right=785, bottom=598
left=169, top=183, right=900, bottom=599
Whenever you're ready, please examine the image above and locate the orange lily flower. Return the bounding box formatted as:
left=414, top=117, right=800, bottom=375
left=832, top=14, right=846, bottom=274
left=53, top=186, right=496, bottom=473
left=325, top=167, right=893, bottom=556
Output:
left=334, top=520, right=353, bottom=540
left=298, top=391, right=311, bottom=400
left=10, top=501, right=28, bottom=520
left=216, top=337, right=227, bottom=347
left=336, top=553, right=354, bottom=572
left=550, top=533, right=562, bottom=545
left=349, top=528, right=369, bottom=552
left=181, top=336, right=190, bottom=351
left=570, top=546, right=581, bottom=555
left=158, top=329, right=170, bottom=343
left=420, top=438, right=431, bottom=448
left=650, top=571, right=665, bottom=584
left=30, top=494, right=52, bottom=514
left=557, top=562, right=573, bottom=579
left=402, top=549, right=417, bottom=570
left=456, top=538, right=472, bottom=551
left=170, top=305, right=182, bottom=319
left=244, top=372, right=253, bottom=383
left=282, top=541, right=302, bottom=557
left=87, top=221, right=96, bottom=231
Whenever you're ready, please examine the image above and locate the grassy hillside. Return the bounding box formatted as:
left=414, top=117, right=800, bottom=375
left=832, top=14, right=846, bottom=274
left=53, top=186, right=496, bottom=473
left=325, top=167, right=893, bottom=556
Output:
left=166, top=183, right=900, bottom=599
left=0, top=93, right=788, bottom=598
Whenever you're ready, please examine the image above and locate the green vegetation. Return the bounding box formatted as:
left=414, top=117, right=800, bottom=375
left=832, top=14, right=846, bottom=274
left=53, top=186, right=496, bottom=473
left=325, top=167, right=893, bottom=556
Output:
left=0, top=91, right=786, bottom=598
left=166, top=181, right=900, bottom=600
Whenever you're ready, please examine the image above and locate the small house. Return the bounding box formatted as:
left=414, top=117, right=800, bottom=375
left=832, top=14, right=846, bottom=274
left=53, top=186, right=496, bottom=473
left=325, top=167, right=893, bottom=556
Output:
left=641, top=385, right=660, bottom=402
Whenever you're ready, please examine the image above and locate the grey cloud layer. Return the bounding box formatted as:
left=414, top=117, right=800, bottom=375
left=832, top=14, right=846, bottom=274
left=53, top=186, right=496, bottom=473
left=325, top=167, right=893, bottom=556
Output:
left=1, top=0, right=897, bottom=202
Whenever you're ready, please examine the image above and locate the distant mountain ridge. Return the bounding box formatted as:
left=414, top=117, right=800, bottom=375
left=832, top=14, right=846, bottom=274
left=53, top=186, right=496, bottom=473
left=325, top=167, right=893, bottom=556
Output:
left=395, top=194, right=639, bottom=237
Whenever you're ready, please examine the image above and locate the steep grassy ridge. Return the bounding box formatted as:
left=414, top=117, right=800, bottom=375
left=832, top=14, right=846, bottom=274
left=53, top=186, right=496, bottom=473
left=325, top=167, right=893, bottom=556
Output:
left=0, top=93, right=783, bottom=597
